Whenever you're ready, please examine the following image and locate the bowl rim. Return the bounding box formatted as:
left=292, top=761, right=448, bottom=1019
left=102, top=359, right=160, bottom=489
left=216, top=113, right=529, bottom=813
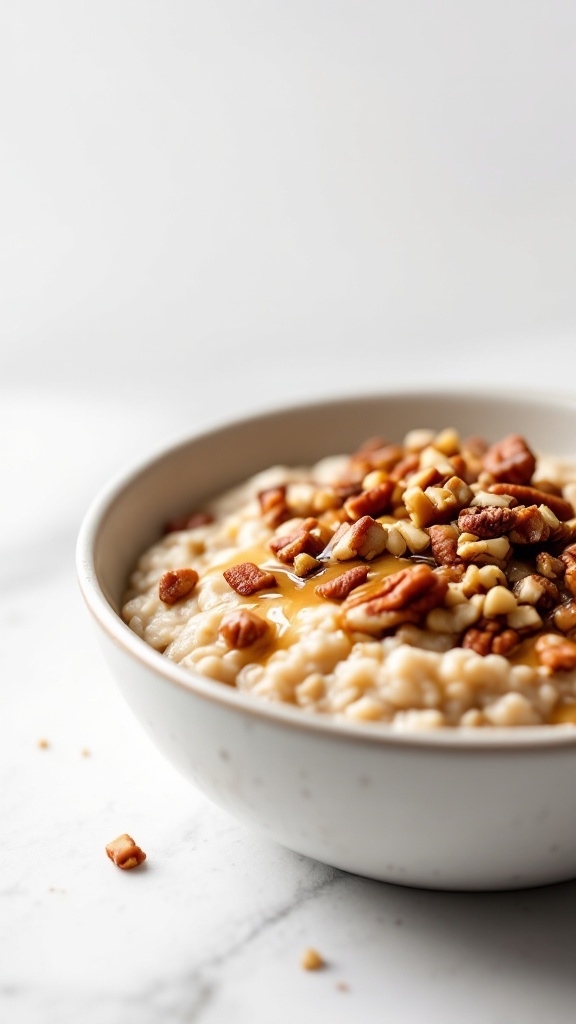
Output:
left=77, top=386, right=576, bottom=752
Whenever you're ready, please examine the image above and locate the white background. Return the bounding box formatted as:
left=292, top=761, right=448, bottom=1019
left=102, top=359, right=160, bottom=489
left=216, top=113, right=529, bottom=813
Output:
left=2, top=3, right=576, bottom=1022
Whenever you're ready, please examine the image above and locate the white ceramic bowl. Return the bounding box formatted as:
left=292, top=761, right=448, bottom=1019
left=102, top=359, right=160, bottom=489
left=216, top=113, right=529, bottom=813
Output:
left=77, top=389, right=576, bottom=890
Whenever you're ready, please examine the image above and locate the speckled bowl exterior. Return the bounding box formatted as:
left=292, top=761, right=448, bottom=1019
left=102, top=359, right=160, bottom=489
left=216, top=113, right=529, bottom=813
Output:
left=77, top=390, right=576, bottom=890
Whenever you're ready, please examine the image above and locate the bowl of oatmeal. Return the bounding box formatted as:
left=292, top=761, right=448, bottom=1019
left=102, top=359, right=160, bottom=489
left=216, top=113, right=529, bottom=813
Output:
left=77, top=389, right=576, bottom=889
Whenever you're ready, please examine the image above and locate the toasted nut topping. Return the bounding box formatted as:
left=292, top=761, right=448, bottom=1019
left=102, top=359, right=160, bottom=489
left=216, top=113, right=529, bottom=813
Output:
left=293, top=553, right=321, bottom=577
left=560, top=543, right=576, bottom=596
left=223, top=562, right=277, bottom=596
left=219, top=609, right=269, bottom=649
left=458, top=506, right=514, bottom=539
left=482, top=585, right=517, bottom=617
left=158, top=568, right=199, bottom=605
left=552, top=600, right=576, bottom=634
left=389, top=453, right=420, bottom=481
left=403, top=487, right=436, bottom=528
left=535, top=551, right=566, bottom=580
left=258, top=485, right=291, bottom=528
left=488, top=484, right=573, bottom=522
left=535, top=634, right=576, bottom=672
left=428, top=524, right=462, bottom=567
left=332, top=516, right=388, bottom=561
left=462, top=620, right=520, bottom=657
left=457, top=535, right=511, bottom=565
left=270, top=519, right=326, bottom=564
left=512, top=575, right=559, bottom=610
left=507, top=505, right=551, bottom=545
left=164, top=512, right=214, bottom=534
left=316, top=565, right=369, bottom=600
left=426, top=601, right=480, bottom=634
left=482, top=434, right=536, bottom=485
left=344, top=480, right=395, bottom=521
left=343, top=564, right=448, bottom=615
left=106, top=834, right=146, bottom=870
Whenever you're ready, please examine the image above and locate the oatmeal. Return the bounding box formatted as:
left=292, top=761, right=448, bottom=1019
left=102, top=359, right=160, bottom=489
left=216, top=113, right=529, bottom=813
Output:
left=122, top=429, right=576, bottom=728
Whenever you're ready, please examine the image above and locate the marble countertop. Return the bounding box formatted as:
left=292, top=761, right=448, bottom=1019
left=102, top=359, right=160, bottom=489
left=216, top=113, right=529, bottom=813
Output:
left=3, top=2, right=576, bottom=1021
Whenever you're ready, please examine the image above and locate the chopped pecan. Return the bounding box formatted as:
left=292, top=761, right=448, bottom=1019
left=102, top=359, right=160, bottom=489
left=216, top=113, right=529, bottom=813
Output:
left=223, top=562, right=277, bottom=596
left=106, top=834, right=146, bottom=870
left=428, top=524, right=462, bottom=567
left=343, top=564, right=448, bottom=614
left=315, top=565, right=369, bottom=600
left=389, top=453, right=420, bottom=482
left=258, top=485, right=291, bottom=528
left=158, top=568, right=199, bottom=604
left=462, top=435, right=489, bottom=458
left=535, top=634, right=576, bottom=672
left=457, top=506, right=515, bottom=539
left=535, top=551, right=566, bottom=580
left=489, top=484, right=573, bottom=522
left=269, top=520, right=325, bottom=564
left=341, top=565, right=447, bottom=635
left=332, top=516, right=388, bottom=561
left=434, top=563, right=466, bottom=584
left=219, top=609, right=269, bottom=649
left=512, top=574, right=559, bottom=610
left=164, top=512, right=213, bottom=533
left=350, top=440, right=404, bottom=474
left=553, top=599, right=576, bottom=634
left=343, top=480, right=395, bottom=521
left=293, top=553, right=321, bottom=577
left=482, top=434, right=536, bottom=485
left=462, top=620, right=520, bottom=657
left=560, top=543, right=576, bottom=596
left=507, top=505, right=551, bottom=545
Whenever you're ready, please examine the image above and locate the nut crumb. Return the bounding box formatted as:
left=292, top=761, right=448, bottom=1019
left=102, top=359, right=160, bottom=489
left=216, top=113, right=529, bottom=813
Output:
left=105, top=834, right=147, bottom=870
left=37, top=739, right=50, bottom=749
left=336, top=981, right=349, bottom=992
left=301, top=947, right=325, bottom=971
left=81, top=748, right=91, bottom=757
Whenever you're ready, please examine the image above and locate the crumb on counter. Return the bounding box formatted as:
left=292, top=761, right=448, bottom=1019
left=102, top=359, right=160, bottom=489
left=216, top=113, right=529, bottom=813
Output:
left=105, top=834, right=147, bottom=869
left=300, top=947, right=325, bottom=971
left=37, top=739, right=50, bottom=749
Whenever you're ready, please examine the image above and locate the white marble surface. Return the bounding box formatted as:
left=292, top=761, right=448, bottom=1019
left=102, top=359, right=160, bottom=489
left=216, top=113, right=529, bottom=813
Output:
left=3, top=3, right=576, bottom=1021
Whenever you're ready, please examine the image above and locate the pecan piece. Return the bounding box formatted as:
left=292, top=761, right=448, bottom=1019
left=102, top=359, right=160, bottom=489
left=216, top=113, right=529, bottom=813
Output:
left=560, top=543, right=576, bottom=597
left=315, top=565, right=369, bottom=601
left=158, top=568, right=199, bottom=604
left=535, top=634, right=576, bottom=672
left=553, top=599, right=576, bottom=634
left=269, top=520, right=325, bottom=564
left=164, top=512, right=214, bottom=533
left=258, top=485, right=291, bottom=528
left=428, top=524, right=462, bottom=567
left=512, top=574, right=559, bottom=610
left=342, top=564, right=447, bottom=635
left=507, top=505, right=551, bottom=545
left=462, top=620, right=520, bottom=657
left=482, top=434, right=536, bottom=485
left=350, top=440, right=404, bottom=474
left=219, top=609, right=269, bottom=649
left=535, top=551, right=566, bottom=580
left=489, top=484, right=573, bottom=522
left=332, top=516, right=388, bottom=561
left=344, top=564, right=448, bottom=614
left=389, top=453, right=420, bottom=482
left=457, top=506, right=515, bottom=539
left=106, top=834, right=146, bottom=870
left=223, top=562, right=277, bottom=596
left=344, top=480, right=395, bottom=521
